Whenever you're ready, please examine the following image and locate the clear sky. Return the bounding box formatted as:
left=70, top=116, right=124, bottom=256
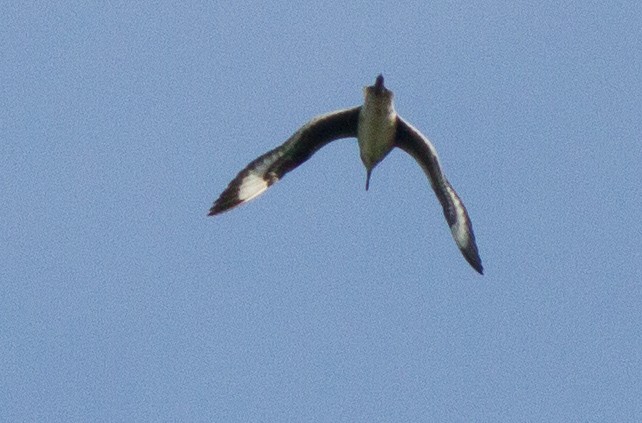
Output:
left=2, top=1, right=641, bottom=421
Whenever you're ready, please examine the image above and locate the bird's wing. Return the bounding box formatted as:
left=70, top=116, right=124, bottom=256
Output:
left=209, top=107, right=361, bottom=215
left=394, top=116, right=483, bottom=274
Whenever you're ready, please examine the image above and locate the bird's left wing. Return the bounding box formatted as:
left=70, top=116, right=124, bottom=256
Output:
left=209, top=107, right=361, bottom=215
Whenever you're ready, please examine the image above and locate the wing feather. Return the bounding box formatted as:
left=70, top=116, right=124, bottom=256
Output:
left=394, top=117, right=483, bottom=274
left=209, top=107, right=361, bottom=215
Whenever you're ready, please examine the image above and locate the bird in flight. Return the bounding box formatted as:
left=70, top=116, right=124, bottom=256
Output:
left=209, top=75, right=483, bottom=274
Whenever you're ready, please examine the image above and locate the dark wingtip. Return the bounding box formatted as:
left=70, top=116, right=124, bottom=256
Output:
left=208, top=197, right=238, bottom=217
left=208, top=204, right=220, bottom=216
left=462, top=247, right=484, bottom=275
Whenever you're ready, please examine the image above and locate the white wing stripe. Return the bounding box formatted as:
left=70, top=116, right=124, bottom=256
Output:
left=446, top=184, right=470, bottom=249
left=235, top=148, right=287, bottom=202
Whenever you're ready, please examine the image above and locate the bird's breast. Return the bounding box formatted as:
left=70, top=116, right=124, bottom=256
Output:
left=357, top=104, right=397, bottom=167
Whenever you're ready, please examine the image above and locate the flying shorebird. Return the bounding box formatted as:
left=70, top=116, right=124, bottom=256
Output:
left=209, top=75, right=483, bottom=274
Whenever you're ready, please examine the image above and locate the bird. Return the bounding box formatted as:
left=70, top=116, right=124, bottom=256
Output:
left=209, top=75, right=483, bottom=274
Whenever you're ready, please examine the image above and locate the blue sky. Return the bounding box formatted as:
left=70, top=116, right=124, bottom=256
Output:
left=2, top=1, right=641, bottom=421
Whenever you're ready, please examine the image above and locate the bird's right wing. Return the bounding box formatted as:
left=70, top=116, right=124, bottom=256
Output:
left=209, top=107, right=361, bottom=215
left=394, top=117, right=483, bottom=274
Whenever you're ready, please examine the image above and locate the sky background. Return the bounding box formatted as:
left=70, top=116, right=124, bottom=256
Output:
left=2, top=1, right=641, bottom=421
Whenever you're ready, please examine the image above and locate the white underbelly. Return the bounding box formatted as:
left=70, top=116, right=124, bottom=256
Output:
left=357, top=108, right=396, bottom=167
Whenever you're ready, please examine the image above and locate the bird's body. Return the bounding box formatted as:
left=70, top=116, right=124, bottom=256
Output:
left=357, top=75, right=397, bottom=189
left=209, top=75, right=484, bottom=274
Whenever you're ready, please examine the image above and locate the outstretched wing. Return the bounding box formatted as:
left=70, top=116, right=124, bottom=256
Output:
left=209, top=107, right=361, bottom=215
left=394, top=117, right=483, bottom=274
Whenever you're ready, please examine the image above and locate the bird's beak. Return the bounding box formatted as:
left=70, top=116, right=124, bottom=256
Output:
left=365, top=168, right=373, bottom=191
